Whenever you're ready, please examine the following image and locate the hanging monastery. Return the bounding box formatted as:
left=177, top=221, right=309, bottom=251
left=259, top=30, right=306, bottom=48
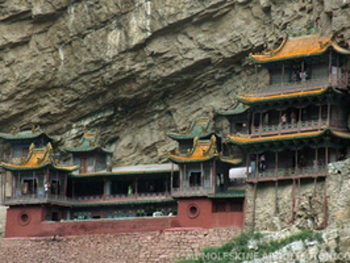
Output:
left=1, top=30, right=350, bottom=238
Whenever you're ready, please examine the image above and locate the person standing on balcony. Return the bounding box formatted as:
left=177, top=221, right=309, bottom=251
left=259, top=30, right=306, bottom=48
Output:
left=128, top=185, right=133, bottom=196
left=281, top=113, right=287, bottom=129
left=290, top=111, right=296, bottom=127
left=259, top=155, right=266, bottom=173
left=44, top=181, right=50, bottom=197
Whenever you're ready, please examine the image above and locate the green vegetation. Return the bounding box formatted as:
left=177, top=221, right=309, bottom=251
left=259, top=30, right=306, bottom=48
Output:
left=178, top=230, right=323, bottom=263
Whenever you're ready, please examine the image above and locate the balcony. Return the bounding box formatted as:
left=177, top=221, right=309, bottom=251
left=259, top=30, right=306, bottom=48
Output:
left=246, top=165, right=328, bottom=183
left=252, top=119, right=327, bottom=137
left=252, top=76, right=348, bottom=97
left=3, top=194, right=74, bottom=206
left=3, top=192, right=170, bottom=206
left=171, top=186, right=215, bottom=198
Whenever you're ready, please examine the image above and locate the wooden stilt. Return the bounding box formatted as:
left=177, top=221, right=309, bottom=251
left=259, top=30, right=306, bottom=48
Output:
left=313, top=177, right=317, bottom=198
left=298, top=178, right=301, bottom=205
left=275, top=180, right=278, bottom=216
left=242, top=182, right=248, bottom=234
left=292, top=179, right=295, bottom=224
left=324, top=177, right=328, bottom=228
left=253, top=182, right=257, bottom=231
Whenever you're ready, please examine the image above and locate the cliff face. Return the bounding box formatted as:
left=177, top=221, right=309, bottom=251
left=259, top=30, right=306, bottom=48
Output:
left=0, top=0, right=349, bottom=165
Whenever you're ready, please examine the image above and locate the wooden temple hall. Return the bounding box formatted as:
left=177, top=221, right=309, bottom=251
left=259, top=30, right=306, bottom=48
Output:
left=219, top=31, right=350, bottom=183
left=1, top=29, right=350, bottom=237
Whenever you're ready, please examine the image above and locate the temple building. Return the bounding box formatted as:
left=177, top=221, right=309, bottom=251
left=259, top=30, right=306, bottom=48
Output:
left=167, top=130, right=244, bottom=228
left=0, top=126, right=54, bottom=162
left=1, top=142, right=78, bottom=237
left=2, top=29, right=350, bottom=238
left=223, top=31, right=350, bottom=229
left=64, top=129, right=177, bottom=220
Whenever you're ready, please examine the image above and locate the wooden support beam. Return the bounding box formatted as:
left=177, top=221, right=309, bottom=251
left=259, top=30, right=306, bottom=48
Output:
left=253, top=182, right=257, bottom=231
left=324, top=177, right=328, bottom=228
left=275, top=180, right=278, bottom=216
left=171, top=163, right=174, bottom=191
left=292, top=179, right=295, bottom=224
left=318, top=105, right=322, bottom=130
left=282, top=63, right=285, bottom=89
left=313, top=177, right=317, bottom=198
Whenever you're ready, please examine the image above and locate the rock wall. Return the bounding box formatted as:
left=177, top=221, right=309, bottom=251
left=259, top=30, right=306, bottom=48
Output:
left=0, top=0, right=349, bottom=166
left=244, top=178, right=326, bottom=232
left=243, top=159, right=350, bottom=255
left=0, top=227, right=240, bottom=263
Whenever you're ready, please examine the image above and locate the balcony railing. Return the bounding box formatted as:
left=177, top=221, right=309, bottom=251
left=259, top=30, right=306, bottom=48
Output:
left=171, top=186, right=214, bottom=197
left=252, top=119, right=327, bottom=136
left=3, top=194, right=74, bottom=206
left=250, top=76, right=348, bottom=97
left=247, top=165, right=328, bottom=181
left=3, top=192, right=169, bottom=206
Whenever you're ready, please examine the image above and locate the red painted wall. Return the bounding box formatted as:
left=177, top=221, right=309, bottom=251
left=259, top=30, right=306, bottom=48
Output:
left=5, top=198, right=243, bottom=238
left=174, top=199, right=244, bottom=229
left=5, top=206, right=174, bottom=238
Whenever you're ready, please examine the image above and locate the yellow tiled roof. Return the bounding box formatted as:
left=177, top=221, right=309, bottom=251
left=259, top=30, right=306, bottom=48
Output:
left=1, top=143, right=77, bottom=171
left=227, top=131, right=322, bottom=144
left=168, top=135, right=217, bottom=162
left=238, top=88, right=327, bottom=102
left=250, top=34, right=350, bottom=63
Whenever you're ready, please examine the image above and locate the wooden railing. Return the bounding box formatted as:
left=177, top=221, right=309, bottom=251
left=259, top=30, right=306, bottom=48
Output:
left=171, top=186, right=214, bottom=197
left=252, top=119, right=327, bottom=136
left=3, top=192, right=169, bottom=206
left=248, top=165, right=328, bottom=181
left=3, top=194, right=74, bottom=206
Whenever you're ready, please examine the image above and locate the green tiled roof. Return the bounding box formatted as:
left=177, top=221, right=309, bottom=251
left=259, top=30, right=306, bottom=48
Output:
left=0, top=127, right=53, bottom=141
left=64, top=129, right=112, bottom=154
left=208, top=190, right=245, bottom=198
left=215, top=102, right=250, bottom=117
left=167, top=117, right=215, bottom=140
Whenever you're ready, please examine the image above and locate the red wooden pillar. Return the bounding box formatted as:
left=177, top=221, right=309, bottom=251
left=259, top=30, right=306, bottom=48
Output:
left=33, top=171, right=36, bottom=196
left=180, top=166, right=183, bottom=189
left=201, top=163, right=204, bottom=188
left=318, top=105, right=322, bottom=130
left=135, top=177, right=138, bottom=198
left=282, top=63, right=285, bottom=89
left=329, top=50, right=332, bottom=83
left=259, top=112, right=263, bottom=137
left=252, top=112, right=255, bottom=134
left=170, top=163, right=174, bottom=191
left=56, top=170, right=59, bottom=195
left=327, top=103, right=331, bottom=126
left=213, top=160, right=217, bottom=193
left=255, top=154, right=259, bottom=177
left=64, top=173, right=68, bottom=197
left=247, top=110, right=251, bottom=134
left=298, top=108, right=302, bottom=133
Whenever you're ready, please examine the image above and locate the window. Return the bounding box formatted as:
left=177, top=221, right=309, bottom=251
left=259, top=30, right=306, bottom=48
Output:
left=22, top=179, right=37, bottom=195
left=230, top=202, right=243, bottom=212
left=189, top=171, right=201, bottom=187
left=51, top=179, right=61, bottom=195
left=213, top=199, right=243, bottom=213
left=213, top=202, right=227, bottom=213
